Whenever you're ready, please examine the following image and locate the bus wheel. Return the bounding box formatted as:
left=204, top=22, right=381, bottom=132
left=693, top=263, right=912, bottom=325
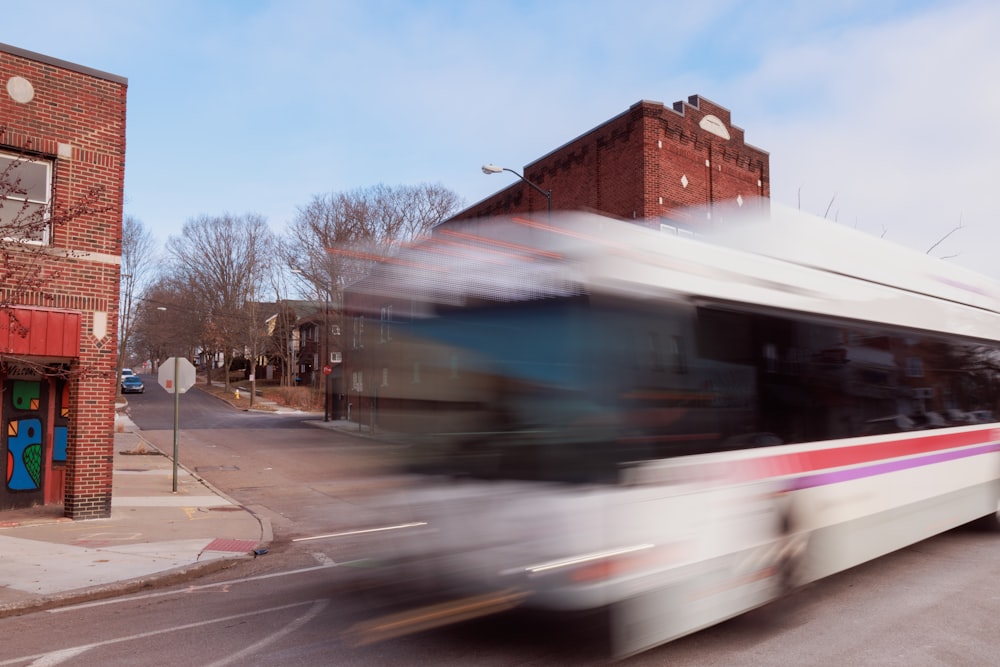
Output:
left=776, top=530, right=808, bottom=593
left=966, top=505, right=1000, bottom=532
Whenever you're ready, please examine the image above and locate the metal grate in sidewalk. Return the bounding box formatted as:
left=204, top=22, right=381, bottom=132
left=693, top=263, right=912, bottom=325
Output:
left=204, top=538, right=258, bottom=553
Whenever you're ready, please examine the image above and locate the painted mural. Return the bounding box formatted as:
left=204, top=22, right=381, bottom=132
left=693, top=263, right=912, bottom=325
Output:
left=1, top=378, right=47, bottom=508
left=54, top=380, right=68, bottom=464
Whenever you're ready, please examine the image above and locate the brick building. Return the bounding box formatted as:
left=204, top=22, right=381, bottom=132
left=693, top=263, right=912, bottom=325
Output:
left=451, top=95, right=769, bottom=228
left=0, top=43, right=127, bottom=518
left=344, top=95, right=770, bottom=429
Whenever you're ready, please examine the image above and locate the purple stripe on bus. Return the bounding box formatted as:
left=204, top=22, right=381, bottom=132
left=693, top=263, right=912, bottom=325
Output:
left=792, top=442, right=1000, bottom=490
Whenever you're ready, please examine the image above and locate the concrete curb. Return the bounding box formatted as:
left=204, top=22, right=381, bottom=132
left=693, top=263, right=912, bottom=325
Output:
left=0, top=556, right=246, bottom=619
left=0, top=407, right=275, bottom=620
left=126, top=430, right=274, bottom=549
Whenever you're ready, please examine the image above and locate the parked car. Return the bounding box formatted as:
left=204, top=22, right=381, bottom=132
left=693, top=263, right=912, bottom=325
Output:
left=121, top=375, right=145, bottom=394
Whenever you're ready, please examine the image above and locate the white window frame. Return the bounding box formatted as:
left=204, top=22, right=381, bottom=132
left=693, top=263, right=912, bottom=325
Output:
left=0, top=151, right=52, bottom=245
left=380, top=304, right=392, bottom=343
left=353, top=315, right=364, bottom=350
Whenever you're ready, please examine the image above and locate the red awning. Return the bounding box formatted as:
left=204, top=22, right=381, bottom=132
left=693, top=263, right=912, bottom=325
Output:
left=0, top=307, right=81, bottom=358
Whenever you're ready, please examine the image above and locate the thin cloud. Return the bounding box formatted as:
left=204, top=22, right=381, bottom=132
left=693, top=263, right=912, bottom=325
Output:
left=733, top=1, right=1000, bottom=272
left=2, top=0, right=997, bottom=277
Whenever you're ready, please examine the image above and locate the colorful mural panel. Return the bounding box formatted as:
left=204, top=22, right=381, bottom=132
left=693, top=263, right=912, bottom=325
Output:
left=7, top=418, right=41, bottom=490
left=1, top=378, right=48, bottom=508
left=12, top=380, right=40, bottom=412
left=54, top=380, right=69, bottom=463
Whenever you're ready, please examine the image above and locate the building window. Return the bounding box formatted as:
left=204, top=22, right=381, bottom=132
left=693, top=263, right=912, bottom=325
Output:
left=353, top=316, right=364, bottom=349
left=906, top=357, right=924, bottom=378
left=0, top=151, right=52, bottom=244
left=380, top=305, right=392, bottom=342
left=382, top=368, right=389, bottom=386
left=659, top=222, right=694, bottom=238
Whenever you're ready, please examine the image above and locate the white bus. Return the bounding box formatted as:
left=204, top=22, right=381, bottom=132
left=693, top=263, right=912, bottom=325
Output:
left=345, top=208, right=1000, bottom=657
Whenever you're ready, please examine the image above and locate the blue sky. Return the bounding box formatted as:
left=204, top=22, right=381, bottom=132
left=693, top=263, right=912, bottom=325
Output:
left=4, top=1, right=1000, bottom=276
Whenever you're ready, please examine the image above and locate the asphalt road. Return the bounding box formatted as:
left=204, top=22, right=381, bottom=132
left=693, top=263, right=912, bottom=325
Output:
left=121, top=376, right=319, bottom=430
left=5, top=527, right=1000, bottom=666
left=2, top=377, right=998, bottom=665
left=124, top=376, right=412, bottom=542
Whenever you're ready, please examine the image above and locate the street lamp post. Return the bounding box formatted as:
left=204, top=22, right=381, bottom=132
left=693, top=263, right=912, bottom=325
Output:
left=323, top=291, right=330, bottom=422
left=482, top=164, right=552, bottom=218
left=117, top=273, right=133, bottom=399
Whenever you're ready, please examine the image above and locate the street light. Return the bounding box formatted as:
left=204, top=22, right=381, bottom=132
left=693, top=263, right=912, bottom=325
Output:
left=482, top=163, right=552, bottom=217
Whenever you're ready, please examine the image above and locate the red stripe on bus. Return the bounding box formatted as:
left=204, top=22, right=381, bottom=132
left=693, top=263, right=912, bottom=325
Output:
left=739, top=428, right=999, bottom=482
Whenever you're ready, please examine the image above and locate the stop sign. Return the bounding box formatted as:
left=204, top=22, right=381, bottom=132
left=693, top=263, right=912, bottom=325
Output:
left=158, top=357, right=197, bottom=394
left=323, top=365, right=333, bottom=376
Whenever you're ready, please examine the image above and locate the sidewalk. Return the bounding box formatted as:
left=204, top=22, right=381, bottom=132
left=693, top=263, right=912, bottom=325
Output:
left=0, top=414, right=270, bottom=618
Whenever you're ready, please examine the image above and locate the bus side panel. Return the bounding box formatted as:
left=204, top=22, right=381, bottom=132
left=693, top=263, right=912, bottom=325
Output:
left=609, top=478, right=790, bottom=658
left=793, top=448, right=1000, bottom=582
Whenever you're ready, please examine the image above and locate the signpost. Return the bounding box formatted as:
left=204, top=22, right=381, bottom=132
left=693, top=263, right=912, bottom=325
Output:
left=158, top=357, right=196, bottom=492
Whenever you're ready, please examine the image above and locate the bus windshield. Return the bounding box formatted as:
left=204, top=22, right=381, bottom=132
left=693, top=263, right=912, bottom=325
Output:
left=382, top=295, right=755, bottom=483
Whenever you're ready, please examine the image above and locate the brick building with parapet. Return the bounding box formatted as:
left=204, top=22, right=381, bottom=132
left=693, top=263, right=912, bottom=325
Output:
left=0, top=43, right=127, bottom=519
left=451, top=95, right=769, bottom=229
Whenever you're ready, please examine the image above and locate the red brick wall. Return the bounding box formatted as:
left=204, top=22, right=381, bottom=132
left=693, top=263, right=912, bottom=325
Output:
left=1, top=44, right=127, bottom=519
left=452, top=95, right=769, bottom=230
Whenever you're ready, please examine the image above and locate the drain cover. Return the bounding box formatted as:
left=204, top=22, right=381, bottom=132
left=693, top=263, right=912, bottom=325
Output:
left=205, top=538, right=258, bottom=553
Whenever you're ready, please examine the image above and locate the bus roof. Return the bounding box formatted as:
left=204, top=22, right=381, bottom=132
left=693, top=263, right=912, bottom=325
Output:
left=347, top=207, right=1000, bottom=343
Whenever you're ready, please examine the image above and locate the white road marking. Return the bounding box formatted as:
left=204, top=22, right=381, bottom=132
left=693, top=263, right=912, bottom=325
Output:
left=292, top=521, right=428, bottom=542
left=204, top=599, right=329, bottom=667
left=47, top=563, right=338, bottom=613
left=26, top=647, right=91, bottom=666
left=311, top=551, right=337, bottom=566
left=5, top=601, right=327, bottom=666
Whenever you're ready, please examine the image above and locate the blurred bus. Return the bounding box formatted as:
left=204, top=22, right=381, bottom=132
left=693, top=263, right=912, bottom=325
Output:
left=343, top=209, right=1000, bottom=657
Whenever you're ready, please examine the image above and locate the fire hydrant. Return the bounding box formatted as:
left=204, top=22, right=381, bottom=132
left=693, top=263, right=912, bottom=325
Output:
left=234, top=389, right=240, bottom=400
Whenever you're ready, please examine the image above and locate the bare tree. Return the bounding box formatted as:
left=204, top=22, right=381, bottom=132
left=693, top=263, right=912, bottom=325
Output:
left=240, top=290, right=279, bottom=407
left=165, top=213, right=275, bottom=392
left=0, top=130, right=111, bottom=378
left=278, top=183, right=461, bottom=409
left=131, top=276, right=205, bottom=369
left=261, top=269, right=301, bottom=388
left=926, top=214, right=964, bottom=259
left=117, top=215, right=156, bottom=392
left=267, top=300, right=300, bottom=387
left=1, top=143, right=108, bottom=308
left=280, top=183, right=463, bottom=295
